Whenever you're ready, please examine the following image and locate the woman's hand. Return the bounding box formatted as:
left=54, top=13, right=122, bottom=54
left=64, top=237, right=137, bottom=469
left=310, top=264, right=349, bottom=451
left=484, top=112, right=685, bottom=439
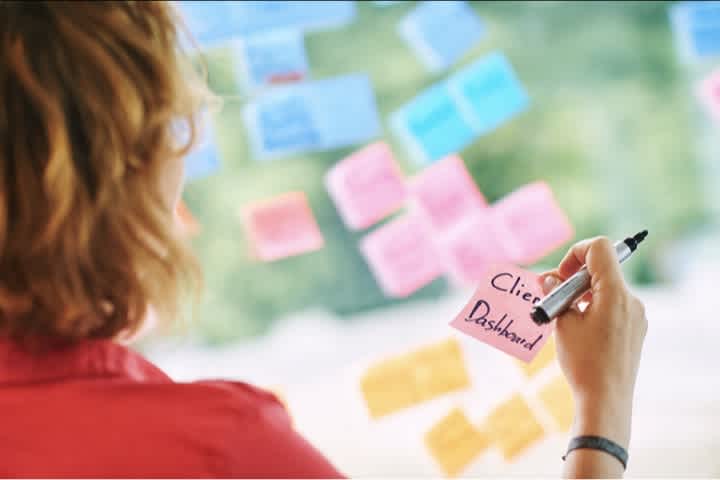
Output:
left=539, top=237, right=648, bottom=477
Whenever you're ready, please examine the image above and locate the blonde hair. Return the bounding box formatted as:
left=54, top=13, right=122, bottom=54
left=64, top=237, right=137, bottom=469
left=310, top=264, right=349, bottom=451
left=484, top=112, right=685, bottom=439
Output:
left=0, top=1, right=209, bottom=347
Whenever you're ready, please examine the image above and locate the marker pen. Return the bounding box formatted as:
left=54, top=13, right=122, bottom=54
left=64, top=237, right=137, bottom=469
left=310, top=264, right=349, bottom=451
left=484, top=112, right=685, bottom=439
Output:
left=530, top=230, right=648, bottom=325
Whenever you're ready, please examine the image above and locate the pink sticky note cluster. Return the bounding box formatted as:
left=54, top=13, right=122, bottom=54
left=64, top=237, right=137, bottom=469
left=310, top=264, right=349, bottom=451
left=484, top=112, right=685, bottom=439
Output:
left=242, top=192, right=324, bottom=262
left=698, top=68, right=720, bottom=122
left=360, top=213, right=443, bottom=298
left=450, top=263, right=553, bottom=362
left=439, top=213, right=508, bottom=286
left=408, top=154, right=487, bottom=233
left=325, top=142, right=406, bottom=230
left=324, top=142, right=573, bottom=296
left=491, top=182, right=574, bottom=266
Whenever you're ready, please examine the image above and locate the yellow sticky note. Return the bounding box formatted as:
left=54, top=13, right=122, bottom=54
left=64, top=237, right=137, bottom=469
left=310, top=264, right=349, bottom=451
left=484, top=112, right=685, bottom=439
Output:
left=483, top=394, right=545, bottom=461
left=412, top=338, right=471, bottom=400
left=538, top=375, right=575, bottom=432
left=361, top=356, right=421, bottom=418
left=361, top=338, right=470, bottom=418
left=425, top=408, right=490, bottom=477
left=516, top=336, right=556, bottom=377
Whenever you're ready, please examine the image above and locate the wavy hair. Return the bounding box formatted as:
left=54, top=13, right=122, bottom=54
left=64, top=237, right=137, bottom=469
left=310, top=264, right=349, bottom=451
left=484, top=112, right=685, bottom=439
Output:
left=0, top=1, right=208, bottom=347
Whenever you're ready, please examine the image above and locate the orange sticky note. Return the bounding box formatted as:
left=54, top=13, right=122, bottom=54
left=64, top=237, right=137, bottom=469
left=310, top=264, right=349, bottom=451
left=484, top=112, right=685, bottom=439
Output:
left=175, top=200, right=201, bottom=237
left=241, top=192, right=324, bottom=262
left=483, top=394, right=545, bottom=461
left=538, top=375, right=575, bottom=432
left=425, top=408, right=490, bottom=477
left=361, top=338, right=470, bottom=418
left=516, top=336, right=556, bottom=377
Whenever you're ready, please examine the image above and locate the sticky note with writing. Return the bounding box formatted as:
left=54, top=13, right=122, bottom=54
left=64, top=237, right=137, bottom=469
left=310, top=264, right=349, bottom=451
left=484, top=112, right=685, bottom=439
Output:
left=491, top=181, right=573, bottom=265
left=177, top=1, right=356, bottom=46
left=483, top=394, right=545, bottom=461
left=515, top=336, right=556, bottom=378
left=175, top=200, right=201, bottom=237
left=448, top=52, right=530, bottom=136
left=360, top=338, right=470, bottom=418
left=360, top=213, right=443, bottom=298
left=698, top=68, right=720, bottom=121
left=425, top=408, right=490, bottom=477
left=235, top=31, right=308, bottom=90
left=241, top=192, right=324, bottom=262
left=408, top=154, right=487, bottom=233
left=439, top=212, right=509, bottom=287
left=391, top=82, right=476, bottom=164
left=449, top=264, right=552, bottom=362
left=670, top=1, right=720, bottom=61
left=399, top=1, right=485, bottom=73
left=325, top=142, right=406, bottom=230
left=538, top=375, right=575, bottom=432
left=246, top=74, right=381, bottom=160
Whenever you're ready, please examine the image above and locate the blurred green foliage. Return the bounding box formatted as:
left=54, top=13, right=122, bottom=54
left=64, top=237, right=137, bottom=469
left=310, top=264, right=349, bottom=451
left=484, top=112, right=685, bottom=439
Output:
left=182, top=1, right=709, bottom=344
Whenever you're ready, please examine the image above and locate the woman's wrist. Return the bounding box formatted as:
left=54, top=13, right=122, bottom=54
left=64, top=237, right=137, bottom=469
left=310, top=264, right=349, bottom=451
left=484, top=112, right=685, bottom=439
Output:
left=573, top=392, right=632, bottom=449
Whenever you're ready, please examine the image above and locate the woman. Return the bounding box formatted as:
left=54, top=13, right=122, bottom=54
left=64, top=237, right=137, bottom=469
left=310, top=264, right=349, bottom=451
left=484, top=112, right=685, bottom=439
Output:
left=0, top=2, right=647, bottom=478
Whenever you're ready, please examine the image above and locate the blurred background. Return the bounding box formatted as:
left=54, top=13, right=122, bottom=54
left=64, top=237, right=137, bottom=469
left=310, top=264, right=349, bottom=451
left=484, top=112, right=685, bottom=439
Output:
left=143, top=1, right=720, bottom=476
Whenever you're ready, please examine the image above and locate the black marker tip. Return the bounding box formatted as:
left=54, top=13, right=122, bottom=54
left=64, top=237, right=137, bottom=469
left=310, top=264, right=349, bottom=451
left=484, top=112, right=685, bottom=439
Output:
left=634, top=230, right=648, bottom=244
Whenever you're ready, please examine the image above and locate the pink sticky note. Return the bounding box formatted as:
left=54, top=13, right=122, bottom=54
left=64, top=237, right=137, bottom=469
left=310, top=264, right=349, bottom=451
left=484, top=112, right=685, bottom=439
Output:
left=439, top=212, right=509, bottom=286
left=242, top=192, right=324, bottom=262
left=491, top=182, right=573, bottom=265
left=325, top=142, right=406, bottom=230
left=698, top=68, right=720, bottom=122
left=360, top=213, right=443, bottom=298
left=450, top=264, right=552, bottom=362
left=408, top=154, right=487, bottom=232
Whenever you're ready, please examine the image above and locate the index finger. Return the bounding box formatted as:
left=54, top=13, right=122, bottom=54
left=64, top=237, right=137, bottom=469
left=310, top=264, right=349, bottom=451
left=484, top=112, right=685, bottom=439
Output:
left=557, top=236, right=627, bottom=294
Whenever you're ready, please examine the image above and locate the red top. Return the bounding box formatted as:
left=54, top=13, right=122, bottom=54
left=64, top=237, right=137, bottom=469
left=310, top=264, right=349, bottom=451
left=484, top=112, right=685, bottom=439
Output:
left=0, top=339, right=343, bottom=478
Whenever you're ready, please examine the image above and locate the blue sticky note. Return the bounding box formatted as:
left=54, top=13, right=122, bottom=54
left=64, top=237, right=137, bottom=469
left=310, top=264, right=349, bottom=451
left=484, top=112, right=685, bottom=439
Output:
left=176, top=1, right=238, bottom=47
left=391, top=83, right=476, bottom=163
left=399, top=1, right=485, bottom=72
left=185, top=137, right=221, bottom=183
left=177, top=1, right=356, bottom=46
left=245, top=74, right=382, bottom=160
left=237, top=31, right=308, bottom=89
left=448, top=52, right=530, bottom=135
left=255, top=94, right=323, bottom=156
left=670, top=1, right=720, bottom=60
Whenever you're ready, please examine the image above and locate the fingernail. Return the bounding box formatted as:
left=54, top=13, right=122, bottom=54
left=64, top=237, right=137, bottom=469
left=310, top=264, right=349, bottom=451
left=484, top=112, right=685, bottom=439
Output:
left=543, top=276, right=560, bottom=294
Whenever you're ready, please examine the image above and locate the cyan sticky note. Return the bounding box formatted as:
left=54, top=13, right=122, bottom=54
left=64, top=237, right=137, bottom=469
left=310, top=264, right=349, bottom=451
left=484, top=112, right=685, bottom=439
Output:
left=670, top=1, right=720, bottom=61
left=391, top=82, right=476, bottom=163
left=184, top=123, right=221, bottom=183
left=245, top=74, right=382, bottom=160
left=177, top=1, right=356, bottom=46
left=448, top=52, right=530, bottom=136
left=399, top=1, right=485, bottom=72
left=235, top=31, right=308, bottom=89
